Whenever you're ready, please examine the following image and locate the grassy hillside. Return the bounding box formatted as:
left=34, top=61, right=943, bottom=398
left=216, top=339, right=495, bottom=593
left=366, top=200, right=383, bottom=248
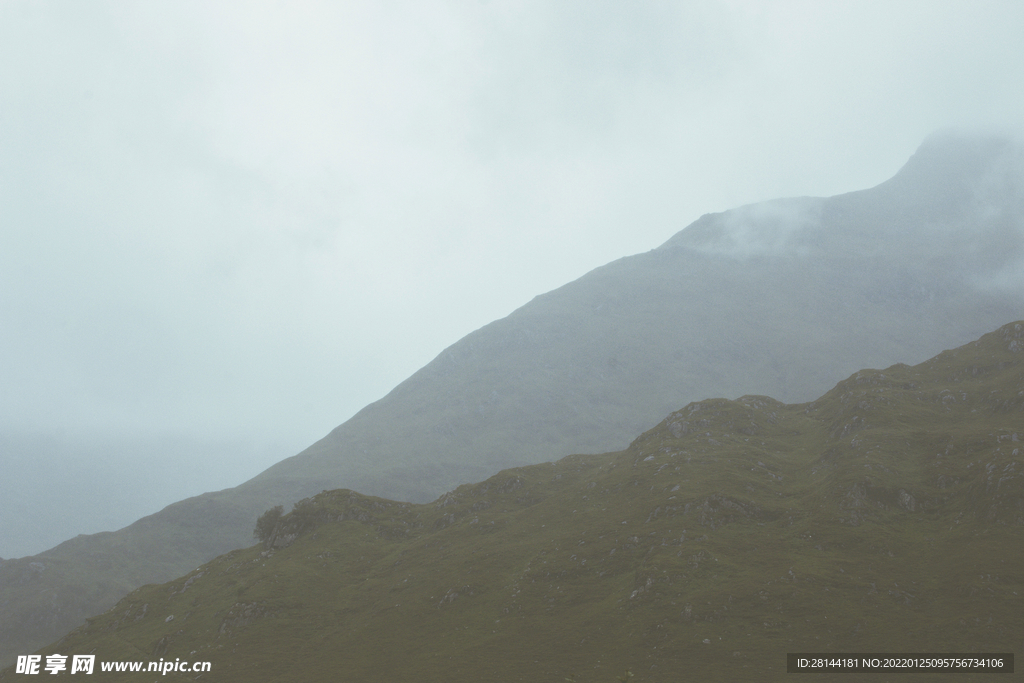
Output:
left=8, top=321, right=1021, bottom=682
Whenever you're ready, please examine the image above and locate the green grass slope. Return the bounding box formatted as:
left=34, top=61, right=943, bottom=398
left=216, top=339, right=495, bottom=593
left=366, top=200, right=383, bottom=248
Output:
left=7, top=321, right=1022, bottom=682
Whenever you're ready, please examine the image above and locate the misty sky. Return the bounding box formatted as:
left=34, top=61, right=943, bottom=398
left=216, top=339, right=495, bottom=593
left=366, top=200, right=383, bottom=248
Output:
left=2, top=1, right=1024, bottom=556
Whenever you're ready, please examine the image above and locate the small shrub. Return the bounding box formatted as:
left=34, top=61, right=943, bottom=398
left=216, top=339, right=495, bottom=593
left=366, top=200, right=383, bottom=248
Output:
left=254, top=505, right=284, bottom=544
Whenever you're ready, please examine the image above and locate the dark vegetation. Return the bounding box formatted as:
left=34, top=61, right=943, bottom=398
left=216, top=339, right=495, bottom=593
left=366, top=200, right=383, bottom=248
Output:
left=252, top=506, right=283, bottom=546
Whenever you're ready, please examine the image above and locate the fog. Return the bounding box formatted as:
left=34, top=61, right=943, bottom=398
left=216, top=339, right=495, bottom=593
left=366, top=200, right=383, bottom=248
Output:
left=2, top=1, right=1024, bottom=558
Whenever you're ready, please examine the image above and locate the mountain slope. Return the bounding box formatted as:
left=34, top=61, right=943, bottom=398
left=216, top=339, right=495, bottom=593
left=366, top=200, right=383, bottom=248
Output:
left=8, top=321, right=1022, bottom=682
left=250, top=129, right=1024, bottom=503
left=2, top=130, right=1023, bottom=667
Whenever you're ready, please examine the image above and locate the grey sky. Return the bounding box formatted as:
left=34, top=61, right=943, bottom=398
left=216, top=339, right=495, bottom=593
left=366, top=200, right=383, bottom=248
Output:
left=2, top=1, right=1023, bottom=555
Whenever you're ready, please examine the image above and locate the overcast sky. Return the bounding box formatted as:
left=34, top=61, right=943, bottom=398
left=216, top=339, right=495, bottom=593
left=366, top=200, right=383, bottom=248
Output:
left=2, top=1, right=1024, bottom=555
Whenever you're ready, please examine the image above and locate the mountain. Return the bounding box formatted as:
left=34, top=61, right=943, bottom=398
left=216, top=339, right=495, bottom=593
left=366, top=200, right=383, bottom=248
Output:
left=2, top=130, right=1023, bottom=667
left=5, top=320, right=1022, bottom=682
left=251, top=130, right=1024, bottom=502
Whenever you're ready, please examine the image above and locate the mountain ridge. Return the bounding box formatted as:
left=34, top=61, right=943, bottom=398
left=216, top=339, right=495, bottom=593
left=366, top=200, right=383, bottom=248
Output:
left=2, top=131, right=1023, bottom=667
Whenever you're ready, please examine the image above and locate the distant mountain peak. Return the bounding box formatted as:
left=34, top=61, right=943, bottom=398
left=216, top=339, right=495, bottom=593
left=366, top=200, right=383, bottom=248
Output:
left=659, top=129, right=1024, bottom=272
left=879, top=128, right=1023, bottom=210
left=906, top=128, right=1019, bottom=175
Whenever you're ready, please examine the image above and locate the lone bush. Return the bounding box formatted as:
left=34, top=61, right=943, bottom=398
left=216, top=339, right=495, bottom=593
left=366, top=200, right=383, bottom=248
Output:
left=253, top=505, right=284, bottom=544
